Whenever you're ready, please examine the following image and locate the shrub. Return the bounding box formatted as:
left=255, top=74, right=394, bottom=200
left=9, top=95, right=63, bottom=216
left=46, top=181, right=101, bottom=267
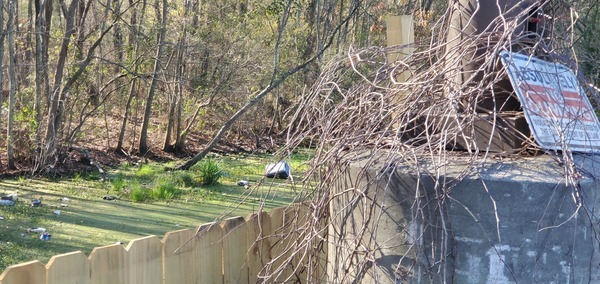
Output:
left=196, top=159, right=222, bottom=186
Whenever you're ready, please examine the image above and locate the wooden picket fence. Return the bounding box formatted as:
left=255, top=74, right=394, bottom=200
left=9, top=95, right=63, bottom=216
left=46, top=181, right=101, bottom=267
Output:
left=0, top=204, right=326, bottom=284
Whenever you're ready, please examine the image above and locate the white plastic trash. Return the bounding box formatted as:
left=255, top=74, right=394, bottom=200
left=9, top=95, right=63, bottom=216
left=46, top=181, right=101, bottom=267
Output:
left=265, top=161, right=291, bottom=179
left=29, top=227, right=46, bottom=233
left=0, top=200, right=14, bottom=206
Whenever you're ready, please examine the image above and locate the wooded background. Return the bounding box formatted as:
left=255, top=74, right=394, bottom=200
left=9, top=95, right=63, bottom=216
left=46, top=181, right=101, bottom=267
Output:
left=0, top=0, right=597, bottom=173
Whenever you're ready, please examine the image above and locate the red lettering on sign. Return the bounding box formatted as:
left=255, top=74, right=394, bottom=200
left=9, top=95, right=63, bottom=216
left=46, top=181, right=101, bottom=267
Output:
left=518, top=84, right=594, bottom=122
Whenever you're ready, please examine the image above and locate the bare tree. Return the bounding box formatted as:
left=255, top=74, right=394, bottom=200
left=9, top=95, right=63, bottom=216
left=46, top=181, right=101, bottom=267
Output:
left=6, top=0, right=16, bottom=170
left=176, top=0, right=361, bottom=170
left=34, top=0, right=47, bottom=152
left=116, top=0, right=147, bottom=153
left=139, top=0, right=167, bottom=154
left=42, top=0, right=79, bottom=167
left=163, top=0, right=191, bottom=152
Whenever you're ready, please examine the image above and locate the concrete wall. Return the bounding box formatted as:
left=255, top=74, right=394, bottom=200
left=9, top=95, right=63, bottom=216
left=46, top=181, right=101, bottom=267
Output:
left=329, top=151, right=600, bottom=283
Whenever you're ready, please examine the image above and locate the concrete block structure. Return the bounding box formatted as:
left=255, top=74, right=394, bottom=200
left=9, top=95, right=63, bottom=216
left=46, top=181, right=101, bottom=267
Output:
left=329, top=151, right=600, bottom=283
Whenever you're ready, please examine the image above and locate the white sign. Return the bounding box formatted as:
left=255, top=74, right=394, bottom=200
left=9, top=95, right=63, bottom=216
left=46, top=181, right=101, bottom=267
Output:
left=500, top=51, right=600, bottom=152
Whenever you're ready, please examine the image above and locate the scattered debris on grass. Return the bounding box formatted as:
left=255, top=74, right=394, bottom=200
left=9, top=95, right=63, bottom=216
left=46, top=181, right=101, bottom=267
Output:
left=1, top=194, right=18, bottom=201
left=40, top=232, right=51, bottom=241
left=28, top=227, right=46, bottom=233
left=102, top=195, right=117, bottom=200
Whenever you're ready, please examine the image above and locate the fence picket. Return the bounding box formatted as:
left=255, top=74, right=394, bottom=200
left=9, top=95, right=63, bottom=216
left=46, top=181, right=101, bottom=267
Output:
left=88, top=244, right=128, bottom=284
left=221, top=216, right=248, bottom=284
left=246, top=211, right=272, bottom=283
left=0, top=260, right=46, bottom=284
left=163, top=228, right=199, bottom=284
left=46, top=251, right=89, bottom=284
left=196, top=222, right=224, bottom=284
left=268, top=206, right=296, bottom=282
left=292, top=203, right=313, bottom=284
left=126, top=236, right=162, bottom=284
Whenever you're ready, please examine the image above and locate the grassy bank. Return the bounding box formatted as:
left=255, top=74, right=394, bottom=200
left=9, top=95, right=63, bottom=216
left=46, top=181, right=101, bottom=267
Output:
left=0, top=150, right=311, bottom=271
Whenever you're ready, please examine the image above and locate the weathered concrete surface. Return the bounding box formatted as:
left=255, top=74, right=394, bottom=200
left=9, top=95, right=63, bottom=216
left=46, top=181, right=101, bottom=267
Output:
left=328, top=150, right=600, bottom=283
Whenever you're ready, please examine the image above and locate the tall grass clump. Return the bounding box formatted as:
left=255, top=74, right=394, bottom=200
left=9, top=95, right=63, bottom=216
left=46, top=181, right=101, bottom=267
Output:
left=151, top=177, right=182, bottom=200
left=135, top=164, right=160, bottom=181
left=128, top=181, right=148, bottom=202
left=110, top=173, right=126, bottom=193
left=194, top=158, right=222, bottom=186
left=172, top=171, right=197, bottom=187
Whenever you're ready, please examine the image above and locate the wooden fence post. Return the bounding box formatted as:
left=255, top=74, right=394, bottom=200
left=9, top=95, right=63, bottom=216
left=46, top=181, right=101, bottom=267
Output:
left=46, top=251, right=89, bottom=284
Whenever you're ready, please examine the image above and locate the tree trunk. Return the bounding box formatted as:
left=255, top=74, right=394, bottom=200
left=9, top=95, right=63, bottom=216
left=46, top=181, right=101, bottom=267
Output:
left=34, top=0, right=46, bottom=153
left=43, top=0, right=52, bottom=105
left=163, top=1, right=189, bottom=152
left=139, top=0, right=167, bottom=154
left=116, top=0, right=146, bottom=153
left=7, top=0, right=16, bottom=170
left=43, top=0, right=79, bottom=164
left=112, top=0, right=123, bottom=63
left=26, top=0, right=33, bottom=62
left=0, top=0, right=4, bottom=167
left=117, top=78, right=137, bottom=152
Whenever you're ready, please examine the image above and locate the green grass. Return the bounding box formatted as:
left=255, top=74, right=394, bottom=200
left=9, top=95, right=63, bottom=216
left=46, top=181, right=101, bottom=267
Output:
left=0, top=149, right=313, bottom=271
